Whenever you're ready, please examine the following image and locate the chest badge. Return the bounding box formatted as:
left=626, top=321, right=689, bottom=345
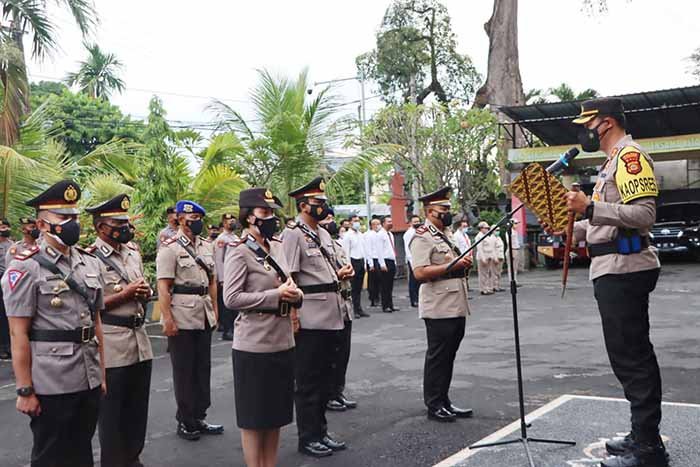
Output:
left=113, top=284, right=123, bottom=293
left=50, top=296, right=63, bottom=308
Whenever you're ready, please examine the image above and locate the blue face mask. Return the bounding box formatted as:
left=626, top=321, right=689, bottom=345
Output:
left=352, top=222, right=361, bottom=231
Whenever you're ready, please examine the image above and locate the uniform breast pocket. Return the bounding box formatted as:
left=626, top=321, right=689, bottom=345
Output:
left=84, top=277, right=101, bottom=302
left=431, top=246, right=450, bottom=264
left=305, top=248, right=323, bottom=266
left=434, top=280, right=460, bottom=295
left=33, top=341, right=74, bottom=357
left=38, top=281, right=73, bottom=314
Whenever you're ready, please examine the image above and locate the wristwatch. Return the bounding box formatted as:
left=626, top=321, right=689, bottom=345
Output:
left=584, top=202, right=595, bottom=220
left=16, top=386, right=34, bottom=397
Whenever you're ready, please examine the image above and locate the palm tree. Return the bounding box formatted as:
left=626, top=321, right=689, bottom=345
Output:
left=65, top=42, right=125, bottom=100
left=525, top=84, right=599, bottom=105
left=208, top=68, right=345, bottom=214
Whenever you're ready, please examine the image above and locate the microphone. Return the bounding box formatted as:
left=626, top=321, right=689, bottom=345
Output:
left=546, top=147, right=580, bottom=174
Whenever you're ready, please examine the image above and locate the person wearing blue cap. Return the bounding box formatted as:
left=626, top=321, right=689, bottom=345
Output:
left=156, top=200, right=223, bottom=441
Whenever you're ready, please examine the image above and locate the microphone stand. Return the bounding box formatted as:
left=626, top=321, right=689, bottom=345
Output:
left=456, top=205, right=576, bottom=467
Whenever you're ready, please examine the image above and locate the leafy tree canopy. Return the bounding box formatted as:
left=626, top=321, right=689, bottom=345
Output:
left=357, top=0, right=480, bottom=105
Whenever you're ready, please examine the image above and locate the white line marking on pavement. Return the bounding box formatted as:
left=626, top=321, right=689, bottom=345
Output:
left=433, top=394, right=700, bottom=467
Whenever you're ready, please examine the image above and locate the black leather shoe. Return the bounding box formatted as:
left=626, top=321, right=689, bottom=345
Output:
left=0, top=350, right=10, bottom=360
left=321, top=435, right=347, bottom=451
left=326, top=399, right=347, bottom=411
left=601, top=442, right=669, bottom=467
left=427, top=407, right=456, bottom=423
left=358, top=310, right=371, bottom=317
left=299, top=441, right=333, bottom=457
left=411, top=302, right=418, bottom=307
left=221, top=331, right=233, bottom=341
left=196, top=419, right=224, bottom=435
left=606, top=433, right=636, bottom=456
left=390, top=307, right=401, bottom=312
left=382, top=308, right=393, bottom=313
left=176, top=422, right=200, bottom=440
left=338, top=394, right=357, bottom=409
left=446, top=405, right=473, bottom=418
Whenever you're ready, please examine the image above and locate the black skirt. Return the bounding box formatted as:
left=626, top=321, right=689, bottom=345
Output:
left=232, top=348, right=294, bottom=430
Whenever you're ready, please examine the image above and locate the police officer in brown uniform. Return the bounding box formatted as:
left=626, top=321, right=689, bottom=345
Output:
left=215, top=213, right=239, bottom=341
left=0, top=218, right=14, bottom=359
left=409, top=187, right=474, bottom=423
left=6, top=217, right=39, bottom=265
left=561, top=98, right=667, bottom=467
left=223, top=188, right=302, bottom=467
left=1, top=180, right=106, bottom=467
left=283, top=177, right=353, bottom=457
left=85, top=194, right=154, bottom=467
left=319, top=210, right=358, bottom=413
left=156, top=206, right=178, bottom=249
left=156, top=200, right=223, bottom=440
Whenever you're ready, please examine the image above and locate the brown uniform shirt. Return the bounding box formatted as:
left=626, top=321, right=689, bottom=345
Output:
left=224, top=236, right=295, bottom=353
left=335, top=239, right=353, bottom=322
left=94, top=238, right=154, bottom=368
left=409, top=219, right=469, bottom=319
left=1, top=241, right=104, bottom=395
left=156, top=225, right=178, bottom=250
left=214, top=230, right=239, bottom=281
left=574, top=134, right=660, bottom=280
left=156, top=232, right=216, bottom=330
left=282, top=220, right=344, bottom=331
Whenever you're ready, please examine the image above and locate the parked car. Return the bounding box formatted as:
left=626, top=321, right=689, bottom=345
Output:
left=650, top=202, right=700, bottom=261
left=536, top=233, right=589, bottom=269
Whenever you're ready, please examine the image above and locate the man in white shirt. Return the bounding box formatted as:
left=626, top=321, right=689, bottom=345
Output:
left=453, top=218, right=474, bottom=295
left=506, top=219, right=523, bottom=284
left=493, top=228, right=505, bottom=292
left=475, top=221, right=498, bottom=295
left=403, top=215, right=422, bottom=307
left=343, top=215, right=370, bottom=318
left=365, top=218, right=382, bottom=307
left=377, top=216, right=398, bottom=313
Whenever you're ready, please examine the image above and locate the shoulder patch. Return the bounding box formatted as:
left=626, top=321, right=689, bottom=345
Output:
left=126, top=242, right=139, bottom=251
left=84, top=245, right=97, bottom=254
left=162, top=237, right=177, bottom=246
left=615, top=146, right=658, bottom=204
left=6, top=269, right=26, bottom=291
left=76, top=246, right=96, bottom=257
left=14, top=245, right=39, bottom=260
left=415, top=225, right=429, bottom=235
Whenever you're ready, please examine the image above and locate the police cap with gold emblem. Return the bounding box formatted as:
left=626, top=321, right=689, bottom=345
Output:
left=221, top=213, right=236, bottom=222
left=26, top=179, right=82, bottom=215
left=166, top=206, right=176, bottom=215
left=239, top=188, right=283, bottom=209
left=176, top=200, right=206, bottom=215
left=85, top=193, right=131, bottom=220
left=288, top=177, right=328, bottom=201
left=18, top=216, right=36, bottom=225
left=572, top=97, right=625, bottom=125
left=418, top=186, right=452, bottom=207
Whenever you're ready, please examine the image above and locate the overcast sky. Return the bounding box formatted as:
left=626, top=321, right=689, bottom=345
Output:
left=28, top=0, right=700, bottom=129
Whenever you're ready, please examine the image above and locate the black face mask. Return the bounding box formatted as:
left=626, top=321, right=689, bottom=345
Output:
left=209, top=233, right=218, bottom=240
left=104, top=224, right=133, bottom=244
left=186, top=219, right=204, bottom=236
left=254, top=216, right=278, bottom=240
left=29, top=228, right=40, bottom=239
left=0, top=230, right=10, bottom=238
left=309, top=203, right=330, bottom=221
left=411, top=223, right=421, bottom=229
left=577, top=121, right=609, bottom=153
left=322, top=221, right=338, bottom=236
left=46, top=218, right=81, bottom=246
left=438, top=211, right=453, bottom=227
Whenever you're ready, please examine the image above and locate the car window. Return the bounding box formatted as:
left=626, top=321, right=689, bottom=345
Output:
left=656, top=204, right=700, bottom=223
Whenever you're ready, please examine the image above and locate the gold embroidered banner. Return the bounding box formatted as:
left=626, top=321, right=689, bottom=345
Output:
left=509, top=164, right=569, bottom=232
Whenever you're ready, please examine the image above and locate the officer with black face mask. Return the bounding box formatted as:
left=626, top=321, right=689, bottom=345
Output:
left=85, top=194, right=154, bottom=467
left=1, top=179, right=107, bottom=466
left=544, top=98, right=666, bottom=467
left=156, top=200, right=223, bottom=441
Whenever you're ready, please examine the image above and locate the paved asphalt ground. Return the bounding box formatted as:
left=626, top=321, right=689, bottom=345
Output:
left=0, top=260, right=698, bottom=467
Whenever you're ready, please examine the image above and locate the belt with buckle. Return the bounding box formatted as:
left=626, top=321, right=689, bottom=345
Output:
left=172, top=285, right=208, bottom=296
left=30, top=326, right=96, bottom=344
left=101, top=313, right=145, bottom=329
left=242, top=301, right=292, bottom=317
left=433, top=269, right=468, bottom=282
left=299, top=282, right=341, bottom=294
left=588, top=236, right=650, bottom=258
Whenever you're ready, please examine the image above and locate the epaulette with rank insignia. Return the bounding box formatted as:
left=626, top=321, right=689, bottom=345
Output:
left=76, top=246, right=96, bottom=257
left=14, top=245, right=40, bottom=261
left=9, top=246, right=17, bottom=256
left=231, top=234, right=248, bottom=247
left=162, top=237, right=177, bottom=246
left=415, top=225, right=429, bottom=235
left=270, top=236, right=282, bottom=243
left=84, top=245, right=98, bottom=254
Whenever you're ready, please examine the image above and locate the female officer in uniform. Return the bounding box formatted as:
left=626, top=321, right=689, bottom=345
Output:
left=223, top=188, right=302, bottom=467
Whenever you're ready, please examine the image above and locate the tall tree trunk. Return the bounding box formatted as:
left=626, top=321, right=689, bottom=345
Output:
left=473, top=0, right=525, bottom=186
